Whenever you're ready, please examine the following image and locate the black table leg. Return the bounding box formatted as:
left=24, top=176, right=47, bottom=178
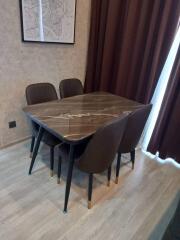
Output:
left=29, top=127, right=44, bottom=175
left=88, top=173, right=93, bottom=209
left=63, top=145, right=75, bottom=213
left=50, top=146, right=54, bottom=177
left=115, top=152, right=121, bottom=184
left=57, top=156, right=62, bottom=184
left=107, top=165, right=112, bottom=187
left=131, top=149, right=135, bottom=169
left=30, top=136, right=35, bottom=158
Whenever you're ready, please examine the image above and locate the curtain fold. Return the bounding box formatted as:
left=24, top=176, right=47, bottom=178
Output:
left=85, top=0, right=180, bottom=104
left=147, top=47, right=180, bottom=162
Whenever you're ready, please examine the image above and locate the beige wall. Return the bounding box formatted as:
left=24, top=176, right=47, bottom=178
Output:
left=0, top=0, right=91, bottom=148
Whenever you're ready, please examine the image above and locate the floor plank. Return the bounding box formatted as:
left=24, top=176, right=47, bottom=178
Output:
left=0, top=140, right=179, bottom=240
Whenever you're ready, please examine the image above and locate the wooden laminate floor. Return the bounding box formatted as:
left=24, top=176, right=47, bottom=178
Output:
left=0, top=140, right=179, bottom=240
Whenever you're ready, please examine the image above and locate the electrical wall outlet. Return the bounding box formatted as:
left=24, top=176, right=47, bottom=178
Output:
left=9, top=121, right=16, bottom=129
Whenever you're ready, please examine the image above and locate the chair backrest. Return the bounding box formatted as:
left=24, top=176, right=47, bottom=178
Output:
left=59, top=78, right=84, bottom=99
left=119, top=104, right=152, bottom=153
left=77, top=115, right=128, bottom=174
left=26, top=83, right=58, bottom=105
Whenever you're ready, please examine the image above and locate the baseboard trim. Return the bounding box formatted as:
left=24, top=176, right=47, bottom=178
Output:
left=0, top=136, right=31, bottom=150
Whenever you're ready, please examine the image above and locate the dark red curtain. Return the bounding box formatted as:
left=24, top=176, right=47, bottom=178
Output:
left=85, top=0, right=180, bottom=104
left=148, top=47, right=180, bottom=162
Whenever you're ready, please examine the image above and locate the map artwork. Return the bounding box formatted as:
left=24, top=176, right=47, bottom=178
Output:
left=21, top=0, right=76, bottom=43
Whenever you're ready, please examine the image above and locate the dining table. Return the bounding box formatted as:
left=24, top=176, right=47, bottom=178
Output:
left=23, top=91, right=144, bottom=212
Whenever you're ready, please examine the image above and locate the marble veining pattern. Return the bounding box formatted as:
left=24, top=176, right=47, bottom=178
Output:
left=24, top=92, right=143, bottom=142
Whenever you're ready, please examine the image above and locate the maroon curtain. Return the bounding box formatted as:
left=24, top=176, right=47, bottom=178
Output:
left=85, top=0, right=180, bottom=104
left=148, top=47, right=180, bottom=162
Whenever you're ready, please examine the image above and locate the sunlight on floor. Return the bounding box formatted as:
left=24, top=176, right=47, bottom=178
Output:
left=142, top=150, right=180, bottom=169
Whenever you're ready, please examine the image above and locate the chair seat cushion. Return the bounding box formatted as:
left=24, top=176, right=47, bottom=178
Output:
left=32, top=122, right=60, bottom=147
left=59, top=139, right=90, bottom=161
left=42, top=132, right=60, bottom=146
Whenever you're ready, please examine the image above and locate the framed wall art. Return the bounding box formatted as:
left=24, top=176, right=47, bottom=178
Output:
left=20, top=0, right=76, bottom=44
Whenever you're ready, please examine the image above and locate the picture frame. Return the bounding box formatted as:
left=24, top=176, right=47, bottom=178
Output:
left=19, top=0, right=76, bottom=44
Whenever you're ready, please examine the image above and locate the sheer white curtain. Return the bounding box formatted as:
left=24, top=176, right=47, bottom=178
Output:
left=140, top=26, right=180, bottom=164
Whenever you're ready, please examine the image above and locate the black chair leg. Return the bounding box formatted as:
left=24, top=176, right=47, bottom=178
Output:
left=50, top=146, right=54, bottom=177
left=30, top=136, right=35, bottom=158
left=88, top=173, right=93, bottom=209
left=57, top=156, right=62, bottom=184
left=107, top=166, right=112, bottom=187
left=29, top=127, right=44, bottom=175
left=131, top=150, right=135, bottom=169
left=115, top=152, right=121, bottom=184
left=63, top=145, right=75, bottom=213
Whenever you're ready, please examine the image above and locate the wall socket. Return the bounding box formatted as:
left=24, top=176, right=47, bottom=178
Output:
left=9, top=121, right=16, bottom=129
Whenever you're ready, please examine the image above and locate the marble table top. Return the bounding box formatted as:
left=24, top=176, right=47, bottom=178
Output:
left=23, top=92, right=144, bottom=143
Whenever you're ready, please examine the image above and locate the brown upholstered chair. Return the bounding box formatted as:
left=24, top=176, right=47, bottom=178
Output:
left=58, top=115, right=128, bottom=211
left=59, top=78, right=84, bottom=99
left=115, top=104, right=152, bottom=183
left=26, top=83, right=61, bottom=176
